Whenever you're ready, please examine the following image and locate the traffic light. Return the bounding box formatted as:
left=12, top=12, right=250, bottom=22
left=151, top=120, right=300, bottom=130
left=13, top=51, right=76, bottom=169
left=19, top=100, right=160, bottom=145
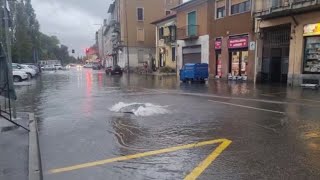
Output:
left=72, top=49, right=75, bottom=54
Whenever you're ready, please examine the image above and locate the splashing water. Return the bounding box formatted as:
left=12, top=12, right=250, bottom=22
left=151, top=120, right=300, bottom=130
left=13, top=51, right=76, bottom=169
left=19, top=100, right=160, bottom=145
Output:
left=110, top=102, right=170, bottom=117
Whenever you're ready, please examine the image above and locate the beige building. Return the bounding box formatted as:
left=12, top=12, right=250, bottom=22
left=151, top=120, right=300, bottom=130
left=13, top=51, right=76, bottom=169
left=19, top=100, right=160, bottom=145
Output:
left=173, top=0, right=211, bottom=72
left=151, top=13, right=177, bottom=71
left=109, top=0, right=182, bottom=69
left=254, top=0, right=320, bottom=86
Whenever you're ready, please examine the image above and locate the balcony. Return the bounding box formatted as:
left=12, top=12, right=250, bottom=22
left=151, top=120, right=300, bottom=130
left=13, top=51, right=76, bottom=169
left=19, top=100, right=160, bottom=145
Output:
left=159, top=26, right=176, bottom=44
left=177, top=25, right=199, bottom=40
left=254, top=0, right=320, bottom=19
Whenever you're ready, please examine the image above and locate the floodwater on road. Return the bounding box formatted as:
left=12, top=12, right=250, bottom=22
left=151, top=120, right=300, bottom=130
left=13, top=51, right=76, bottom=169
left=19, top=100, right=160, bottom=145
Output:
left=14, top=69, right=320, bottom=179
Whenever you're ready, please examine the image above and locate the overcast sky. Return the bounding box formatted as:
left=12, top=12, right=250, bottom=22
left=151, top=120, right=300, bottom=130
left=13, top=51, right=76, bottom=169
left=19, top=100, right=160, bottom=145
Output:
left=32, top=0, right=188, bottom=56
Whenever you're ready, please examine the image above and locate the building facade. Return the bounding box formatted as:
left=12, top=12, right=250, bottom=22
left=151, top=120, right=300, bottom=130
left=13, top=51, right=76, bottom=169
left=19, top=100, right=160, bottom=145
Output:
left=173, top=0, right=212, bottom=71
left=108, top=0, right=182, bottom=69
left=151, top=13, right=177, bottom=71
left=210, top=0, right=255, bottom=81
left=254, top=0, right=320, bottom=85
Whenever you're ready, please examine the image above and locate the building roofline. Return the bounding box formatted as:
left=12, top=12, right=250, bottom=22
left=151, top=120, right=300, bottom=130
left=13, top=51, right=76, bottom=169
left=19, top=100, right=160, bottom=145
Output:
left=171, top=0, right=207, bottom=11
left=151, top=13, right=176, bottom=25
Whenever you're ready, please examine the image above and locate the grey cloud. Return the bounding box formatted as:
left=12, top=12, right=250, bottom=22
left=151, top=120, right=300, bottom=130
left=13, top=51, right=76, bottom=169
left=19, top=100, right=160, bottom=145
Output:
left=32, top=0, right=112, bottom=56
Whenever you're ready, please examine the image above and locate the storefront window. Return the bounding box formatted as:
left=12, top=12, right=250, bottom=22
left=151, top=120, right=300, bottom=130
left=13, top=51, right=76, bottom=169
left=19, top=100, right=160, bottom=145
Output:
left=241, top=51, right=248, bottom=75
left=230, top=50, right=248, bottom=76
left=304, top=36, right=320, bottom=73
left=231, top=52, right=240, bottom=76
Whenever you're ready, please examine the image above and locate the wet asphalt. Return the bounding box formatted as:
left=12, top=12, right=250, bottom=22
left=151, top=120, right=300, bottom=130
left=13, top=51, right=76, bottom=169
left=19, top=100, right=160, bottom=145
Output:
left=14, top=68, right=320, bottom=180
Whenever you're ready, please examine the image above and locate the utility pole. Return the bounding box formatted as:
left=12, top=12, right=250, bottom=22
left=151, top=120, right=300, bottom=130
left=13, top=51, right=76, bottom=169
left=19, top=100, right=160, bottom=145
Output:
left=124, top=0, right=130, bottom=73
left=3, top=0, right=16, bottom=118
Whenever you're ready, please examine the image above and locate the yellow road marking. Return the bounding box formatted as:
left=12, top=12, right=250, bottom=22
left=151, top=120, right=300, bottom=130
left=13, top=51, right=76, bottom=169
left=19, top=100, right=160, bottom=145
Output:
left=184, top=139, right=232, bottom=180
left=49, top=138, right=232, bottom=179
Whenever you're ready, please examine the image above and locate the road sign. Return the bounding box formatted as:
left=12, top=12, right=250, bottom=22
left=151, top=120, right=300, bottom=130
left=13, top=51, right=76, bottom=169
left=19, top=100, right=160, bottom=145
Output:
left=249, top=41, right=256, bottom=51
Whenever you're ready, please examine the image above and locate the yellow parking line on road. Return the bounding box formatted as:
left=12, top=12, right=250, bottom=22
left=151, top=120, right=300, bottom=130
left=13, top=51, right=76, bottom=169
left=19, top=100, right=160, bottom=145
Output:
left=184, top=139, right=232, bottom=180
left=49, top=138, right=232, bottom=179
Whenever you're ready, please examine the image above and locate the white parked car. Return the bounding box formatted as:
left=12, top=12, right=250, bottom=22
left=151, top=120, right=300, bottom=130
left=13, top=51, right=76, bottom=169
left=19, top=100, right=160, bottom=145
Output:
left=12, top=69, right=28, bottom=82
left=83, top=63, right=93, bottom=68
left=54, top=64, right=63, bottom=70
left=23, top=64, right=40, bottom=74
left=12, top=63, right=37, bottom=78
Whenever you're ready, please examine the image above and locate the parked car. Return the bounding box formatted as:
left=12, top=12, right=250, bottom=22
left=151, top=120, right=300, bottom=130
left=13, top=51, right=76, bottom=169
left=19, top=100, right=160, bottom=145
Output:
left=54, top=64, right=63, bottom=70
left=12, top=63, right=37, bottom=78
left=83, top=63, right=93, bottom=68
left=106, top=65, right=123, bottom=75
left=42, top=65, right=55, bottom=71
left=23, top=63, right=40, bottom=74
left=105, top=66, right=112, bottom=74
left=20, top=64, right=39, bottom=74
left=92, top=64, right=101, bottom=70
left=12, top=69, right=28, bottom=82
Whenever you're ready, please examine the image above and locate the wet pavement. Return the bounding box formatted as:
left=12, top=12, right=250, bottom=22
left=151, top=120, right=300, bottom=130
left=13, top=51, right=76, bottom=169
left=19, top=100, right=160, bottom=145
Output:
left=14, top=68, right=320, bottom=179
left=0, top=113, right=29, bottom=180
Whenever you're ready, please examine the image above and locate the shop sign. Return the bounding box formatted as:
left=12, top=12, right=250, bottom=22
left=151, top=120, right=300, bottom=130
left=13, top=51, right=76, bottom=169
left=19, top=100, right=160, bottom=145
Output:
left=303, top=23, right=320, bottom=36
left=215, top=40, right=222, bottom=50
left=228, top=36, right=248, bottom=49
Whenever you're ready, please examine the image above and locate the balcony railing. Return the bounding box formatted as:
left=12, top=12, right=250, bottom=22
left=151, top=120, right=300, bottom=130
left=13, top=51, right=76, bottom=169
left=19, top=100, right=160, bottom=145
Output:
left=254, top=0, right=320, bottom=19
left=177, top=25, right=199, bottom=40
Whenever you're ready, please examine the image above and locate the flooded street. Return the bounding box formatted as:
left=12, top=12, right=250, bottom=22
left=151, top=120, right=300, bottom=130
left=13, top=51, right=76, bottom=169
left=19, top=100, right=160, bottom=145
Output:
left=15, top=69, right=320, bottom=180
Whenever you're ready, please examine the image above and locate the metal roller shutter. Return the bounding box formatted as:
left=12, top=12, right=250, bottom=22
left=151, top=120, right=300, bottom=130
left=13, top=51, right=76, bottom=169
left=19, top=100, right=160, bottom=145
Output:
left=182, top=45, right=201, bottom=65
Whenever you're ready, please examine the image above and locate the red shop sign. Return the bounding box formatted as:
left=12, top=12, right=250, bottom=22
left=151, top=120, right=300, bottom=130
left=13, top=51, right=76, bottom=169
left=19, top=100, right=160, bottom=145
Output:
left=215, top=40, right=222, bottom=50
left=228, top=36, right=248, bottom=49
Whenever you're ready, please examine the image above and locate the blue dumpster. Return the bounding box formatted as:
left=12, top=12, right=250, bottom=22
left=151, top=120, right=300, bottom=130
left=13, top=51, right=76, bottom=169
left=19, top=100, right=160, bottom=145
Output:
left=180, top=63, right=209, bottom=82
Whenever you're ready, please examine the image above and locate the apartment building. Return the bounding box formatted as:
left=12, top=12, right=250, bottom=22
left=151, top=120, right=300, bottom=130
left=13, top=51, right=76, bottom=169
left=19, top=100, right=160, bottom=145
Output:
left=210, top=0, right=255, bottom=81
left=173, top=0, right=212, bottom=71
left=254, top=0, right=320, bottom=85
left=151, top=13, right=177, bottom=71
left=108, top=0, right=182, bottom=69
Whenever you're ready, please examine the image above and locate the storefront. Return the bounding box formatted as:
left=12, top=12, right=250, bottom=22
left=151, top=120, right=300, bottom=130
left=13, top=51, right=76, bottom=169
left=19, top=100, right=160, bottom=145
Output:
left=228, top=35, right=249, bottom=80
left=303, top=23, right=320, bottom=75
left=215, top=38, right=222, bottom=78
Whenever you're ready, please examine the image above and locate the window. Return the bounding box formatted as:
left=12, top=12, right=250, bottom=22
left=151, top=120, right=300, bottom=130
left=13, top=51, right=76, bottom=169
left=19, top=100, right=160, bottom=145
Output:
left=159, top=27, right=164, bottom=39
left=172, top=47, right=176, bottom=61
left=166, top=10, right=171, bottom=15
left=231, top=0, right=250, bottom=15
left=137, top=8, right=144, bottom=21
left=137, top=28, right=144, bottom=41
left=304, top=36, right=320, bottom=74
left=138, top=50, right=144, bottom=63
left=216, top=0, right=226, bottom=18
left=170, top=25, right=176, bottom=41
left=216, top=7, right=225, bottom=18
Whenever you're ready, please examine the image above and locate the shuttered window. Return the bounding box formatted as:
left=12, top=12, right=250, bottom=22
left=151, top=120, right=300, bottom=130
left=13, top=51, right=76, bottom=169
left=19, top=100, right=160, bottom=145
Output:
left=137, top=28, right=145, bottom=42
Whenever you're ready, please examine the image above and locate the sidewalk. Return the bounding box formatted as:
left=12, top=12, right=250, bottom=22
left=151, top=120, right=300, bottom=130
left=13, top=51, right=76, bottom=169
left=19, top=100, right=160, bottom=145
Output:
left=0, top=112, right=41, bottom=180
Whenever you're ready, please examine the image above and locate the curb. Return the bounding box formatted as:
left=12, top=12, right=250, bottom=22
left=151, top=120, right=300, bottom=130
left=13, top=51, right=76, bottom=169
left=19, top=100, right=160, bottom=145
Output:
left=28, top=113, right=43, bottom=180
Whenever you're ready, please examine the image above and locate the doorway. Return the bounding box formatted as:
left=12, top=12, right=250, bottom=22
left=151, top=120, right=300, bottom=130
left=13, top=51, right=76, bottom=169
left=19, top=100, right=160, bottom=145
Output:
left=270, top=48, right=282, bottom=82
left=261, top=24, right=290, bottom=84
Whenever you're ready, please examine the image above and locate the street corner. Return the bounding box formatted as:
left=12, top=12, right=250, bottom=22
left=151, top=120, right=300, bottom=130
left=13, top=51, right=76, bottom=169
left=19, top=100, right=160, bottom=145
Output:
left=47, top=138, right=232, bottom=180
